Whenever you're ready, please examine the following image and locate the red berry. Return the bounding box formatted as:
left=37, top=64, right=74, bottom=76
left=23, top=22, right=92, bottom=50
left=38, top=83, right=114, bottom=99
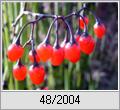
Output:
left=7, top=43, right=24, bottom=62
left=94, top=22, right=106, bottom=39
left=65, top=43, right=80, bottom=63
left=13, top=63, right=27, bottom=81
left=51, top=47, right=64, bottom=66
left=29, top=65, right=45, bottom=85
left=36, top=43, right=53, bottom=62
left=77, top=34, right=95, bottom=55
left=28, top=50, right=40, bottom=63
left=79, top=16, right=89, bottom=30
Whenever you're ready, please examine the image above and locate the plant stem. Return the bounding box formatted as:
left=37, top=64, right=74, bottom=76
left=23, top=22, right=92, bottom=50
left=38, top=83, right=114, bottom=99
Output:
left=15, top=16, right=42, bottom=43
left=43, top=17, right=57, bottom=44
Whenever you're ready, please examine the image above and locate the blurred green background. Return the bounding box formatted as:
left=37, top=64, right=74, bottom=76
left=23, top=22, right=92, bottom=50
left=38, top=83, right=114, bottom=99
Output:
left=2, top=2, right=118, bottom=90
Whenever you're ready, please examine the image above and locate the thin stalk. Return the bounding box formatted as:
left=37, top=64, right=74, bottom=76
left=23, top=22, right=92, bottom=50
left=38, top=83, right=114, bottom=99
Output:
left=14, top=6, right=98, bottom=46
left=54, top=17, right=60, bottom=48
left=43, top=17, right=57, bottom=44
left=62, top=19, right=76, bottom=44
left=76, top=6, right=97, bottom=20
left=12, top=11, right=56, bottom=27
left=30, top=22, right=38, bottom=66
left=62, top=28, right=69, bottom=44
left=15, top=17, right=42, bottom=44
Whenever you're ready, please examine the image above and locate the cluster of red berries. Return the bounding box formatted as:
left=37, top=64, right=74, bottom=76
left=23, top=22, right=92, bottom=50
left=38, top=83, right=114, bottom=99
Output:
left=76, top=15, right=106, bottom=54
left=7, top=11, right=106, bottom=86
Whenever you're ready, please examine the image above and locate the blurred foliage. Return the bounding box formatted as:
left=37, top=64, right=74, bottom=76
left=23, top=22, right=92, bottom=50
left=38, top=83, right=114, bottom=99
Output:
left=2, top=2, right=118, bottom=90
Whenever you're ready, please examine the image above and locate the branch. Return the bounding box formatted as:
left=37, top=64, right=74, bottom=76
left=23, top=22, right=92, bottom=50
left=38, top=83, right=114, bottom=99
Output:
left=12, top=11, right=56, bottom=28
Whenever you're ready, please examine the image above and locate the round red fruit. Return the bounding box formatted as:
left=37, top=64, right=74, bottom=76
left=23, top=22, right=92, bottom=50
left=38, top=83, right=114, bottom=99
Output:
left=7, top=43, right=24, bottom=62
left=94, top=22, right=106, bottom=39
left=79, top=16, right=89, bottom=30
left=78, top=35, right=95, bottom=55
left=29, top=65, right=45, bottom=85
left=29, top=50, right=40, bottom=63
left=13, top=64, right=27, bottom=81
left=65, top=43, right=80, bottom=63
left=36, top=43, right=53, bottom=62
left=51, top=47, right=64, bottom=66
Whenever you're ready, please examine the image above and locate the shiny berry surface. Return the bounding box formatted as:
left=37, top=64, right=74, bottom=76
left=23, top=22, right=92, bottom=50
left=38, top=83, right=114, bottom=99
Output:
left=94, top=22, right=106, bottom=39
left=78, top=35, right=95, bottom=55
left=36, top=43, right=53, bottom=62
left=79, top=16, right=89, bottom=30
left=7, top=43, right=24, bottom=62
left=65, top=43, right=80, bottom=63
left=28, top=50, right=40, bottom=63
left=29, top=65, right=45, bottom=85
left=51, top=47, right=64, bottom=66
left=13, top=64, right=27, bottom=81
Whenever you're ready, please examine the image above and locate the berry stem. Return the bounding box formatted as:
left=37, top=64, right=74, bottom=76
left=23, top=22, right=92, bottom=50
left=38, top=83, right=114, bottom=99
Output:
left=23, top=39, right=31, bottom=48
left=30, top=22, right=38, bottom=65
left=43, top=17, right=57, bottom=44
left=76, top=5, right=97, bottom=21
left=15, top=37, right=20, bottom=45
left=64, top=28, right=69, bottom=43
left=54, top=17, right=60, bottom=49
left=64, top=12, right=76, bottom=19
left=62, top=18, right=76, bottom=44
left=31, top=23, right=35, bottom=51
left=75, top=27, right=82, bottom=36
left=12, top=11, right=56, bottom=28
left=15, top=16, right=42, bottom=44
left=95, top=17, right=101, bottom=24
left=12, top=6, right=98, bottom=49
left=12, top=6, right=98, bottom=30
left=17, top=59, right=23, bottom=67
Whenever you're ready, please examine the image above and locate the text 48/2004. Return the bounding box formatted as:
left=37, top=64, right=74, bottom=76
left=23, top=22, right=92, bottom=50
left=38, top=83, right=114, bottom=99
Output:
left=40, top=95, right=80, bottom=104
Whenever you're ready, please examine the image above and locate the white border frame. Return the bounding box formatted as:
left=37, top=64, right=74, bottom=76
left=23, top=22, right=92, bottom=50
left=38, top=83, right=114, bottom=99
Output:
left=0, top=0, right=119, bottom=92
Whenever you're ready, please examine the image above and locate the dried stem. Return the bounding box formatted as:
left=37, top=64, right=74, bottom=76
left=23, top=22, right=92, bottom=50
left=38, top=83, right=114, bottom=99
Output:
left=12, top=6, right=98, bottom=48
